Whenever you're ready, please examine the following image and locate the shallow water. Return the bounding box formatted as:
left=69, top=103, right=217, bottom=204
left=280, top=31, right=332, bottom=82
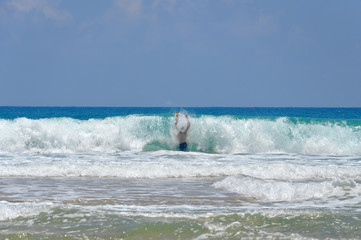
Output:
left=1, top=151, right=360, bottom=239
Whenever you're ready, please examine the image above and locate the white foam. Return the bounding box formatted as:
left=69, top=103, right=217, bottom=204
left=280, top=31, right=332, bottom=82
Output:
left=71, top=203, right=356, bottom=224
left=189, top=116, right=361, bottom=154
left=0, top=116, right=361, bottom=154
left=1, top=152, right=360, bottom=180
left=213, top=176, right=360, bottom=202
left=0, top=116, right=172, bottom=153
left=0, top=201, right=54, bottom=221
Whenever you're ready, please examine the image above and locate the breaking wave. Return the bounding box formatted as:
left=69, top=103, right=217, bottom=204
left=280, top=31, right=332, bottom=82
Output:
left=0, top=115, right=360, bottom=154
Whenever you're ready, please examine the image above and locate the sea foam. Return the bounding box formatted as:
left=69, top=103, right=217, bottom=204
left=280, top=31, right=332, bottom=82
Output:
left=213, top=176, right=360, bottom=202
left=0, top=201, right=54, bottom=221
left=0, top=116, right=360, bottom=154
left=1, top=152, right=360, bottom=179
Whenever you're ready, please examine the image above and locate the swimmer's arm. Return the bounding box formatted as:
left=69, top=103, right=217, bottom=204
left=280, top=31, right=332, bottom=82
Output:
left=185, top=114, right=191, bottom=132
left=175, top=112, right=179, bottom=126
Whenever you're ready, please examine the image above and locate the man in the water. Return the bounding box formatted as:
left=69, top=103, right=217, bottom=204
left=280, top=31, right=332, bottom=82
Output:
left=175, top=112, right=191, bottom=151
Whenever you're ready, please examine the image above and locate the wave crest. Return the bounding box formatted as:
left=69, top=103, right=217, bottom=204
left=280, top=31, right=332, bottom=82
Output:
left=0, top=116, right=360, bottom=154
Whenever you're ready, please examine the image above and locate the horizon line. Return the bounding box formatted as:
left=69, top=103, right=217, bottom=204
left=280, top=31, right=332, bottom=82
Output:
left=1, top=106, right=361, bottom=108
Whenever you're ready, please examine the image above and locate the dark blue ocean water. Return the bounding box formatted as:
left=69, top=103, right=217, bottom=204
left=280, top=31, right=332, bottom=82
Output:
left=1, top=107, right=361, bottom=120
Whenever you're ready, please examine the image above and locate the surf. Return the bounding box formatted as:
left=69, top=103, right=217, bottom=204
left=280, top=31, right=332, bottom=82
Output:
left=0, top=115, right=360, bottom=154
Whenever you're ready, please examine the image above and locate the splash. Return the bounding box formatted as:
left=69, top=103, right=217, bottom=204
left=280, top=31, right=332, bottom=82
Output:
left=0, top=115, right=360, bottom=154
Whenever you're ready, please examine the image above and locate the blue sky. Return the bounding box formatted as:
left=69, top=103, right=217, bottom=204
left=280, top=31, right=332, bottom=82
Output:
left=0, top=0, right=360, bottom=107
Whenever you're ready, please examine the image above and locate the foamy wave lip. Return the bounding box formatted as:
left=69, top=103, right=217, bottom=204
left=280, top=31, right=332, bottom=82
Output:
left=1, top=115, right=361, bottom=154
left=0, top=116, right=173, bottom=154
left=190, top=116, right=361, bottom=154
left=0, top=201, right=54, bottom=221
left=213, top=176, right=359, bottom=202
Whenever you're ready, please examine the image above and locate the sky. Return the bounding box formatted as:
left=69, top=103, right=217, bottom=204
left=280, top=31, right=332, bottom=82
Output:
left=0, top=0, right=361, bottom=107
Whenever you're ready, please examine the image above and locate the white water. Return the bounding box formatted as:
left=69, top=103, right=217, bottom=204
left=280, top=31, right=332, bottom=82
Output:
left=0, top=151, right=360, bottom=209
left=0, top=201, right=55, bottom=221
left=0, top=116, right=361, bottom=154
left=0, top=151, right=360, bottom=179
left=1, top=151, right=360, bottom=239
left=213, top=176, right=360, bottom=202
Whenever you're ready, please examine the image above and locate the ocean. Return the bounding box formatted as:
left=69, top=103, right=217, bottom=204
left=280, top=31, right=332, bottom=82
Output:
left=0, top=107, right=360, bottom=239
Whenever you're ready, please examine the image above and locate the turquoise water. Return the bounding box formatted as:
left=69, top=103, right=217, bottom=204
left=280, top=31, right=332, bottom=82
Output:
left=0, top=107, right=360, bottom=239
left=2, top=107, right=361, bottom=119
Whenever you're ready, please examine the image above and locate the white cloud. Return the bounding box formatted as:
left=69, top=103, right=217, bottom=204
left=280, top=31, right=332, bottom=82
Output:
left=6, top=0, right=71, bottom=23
